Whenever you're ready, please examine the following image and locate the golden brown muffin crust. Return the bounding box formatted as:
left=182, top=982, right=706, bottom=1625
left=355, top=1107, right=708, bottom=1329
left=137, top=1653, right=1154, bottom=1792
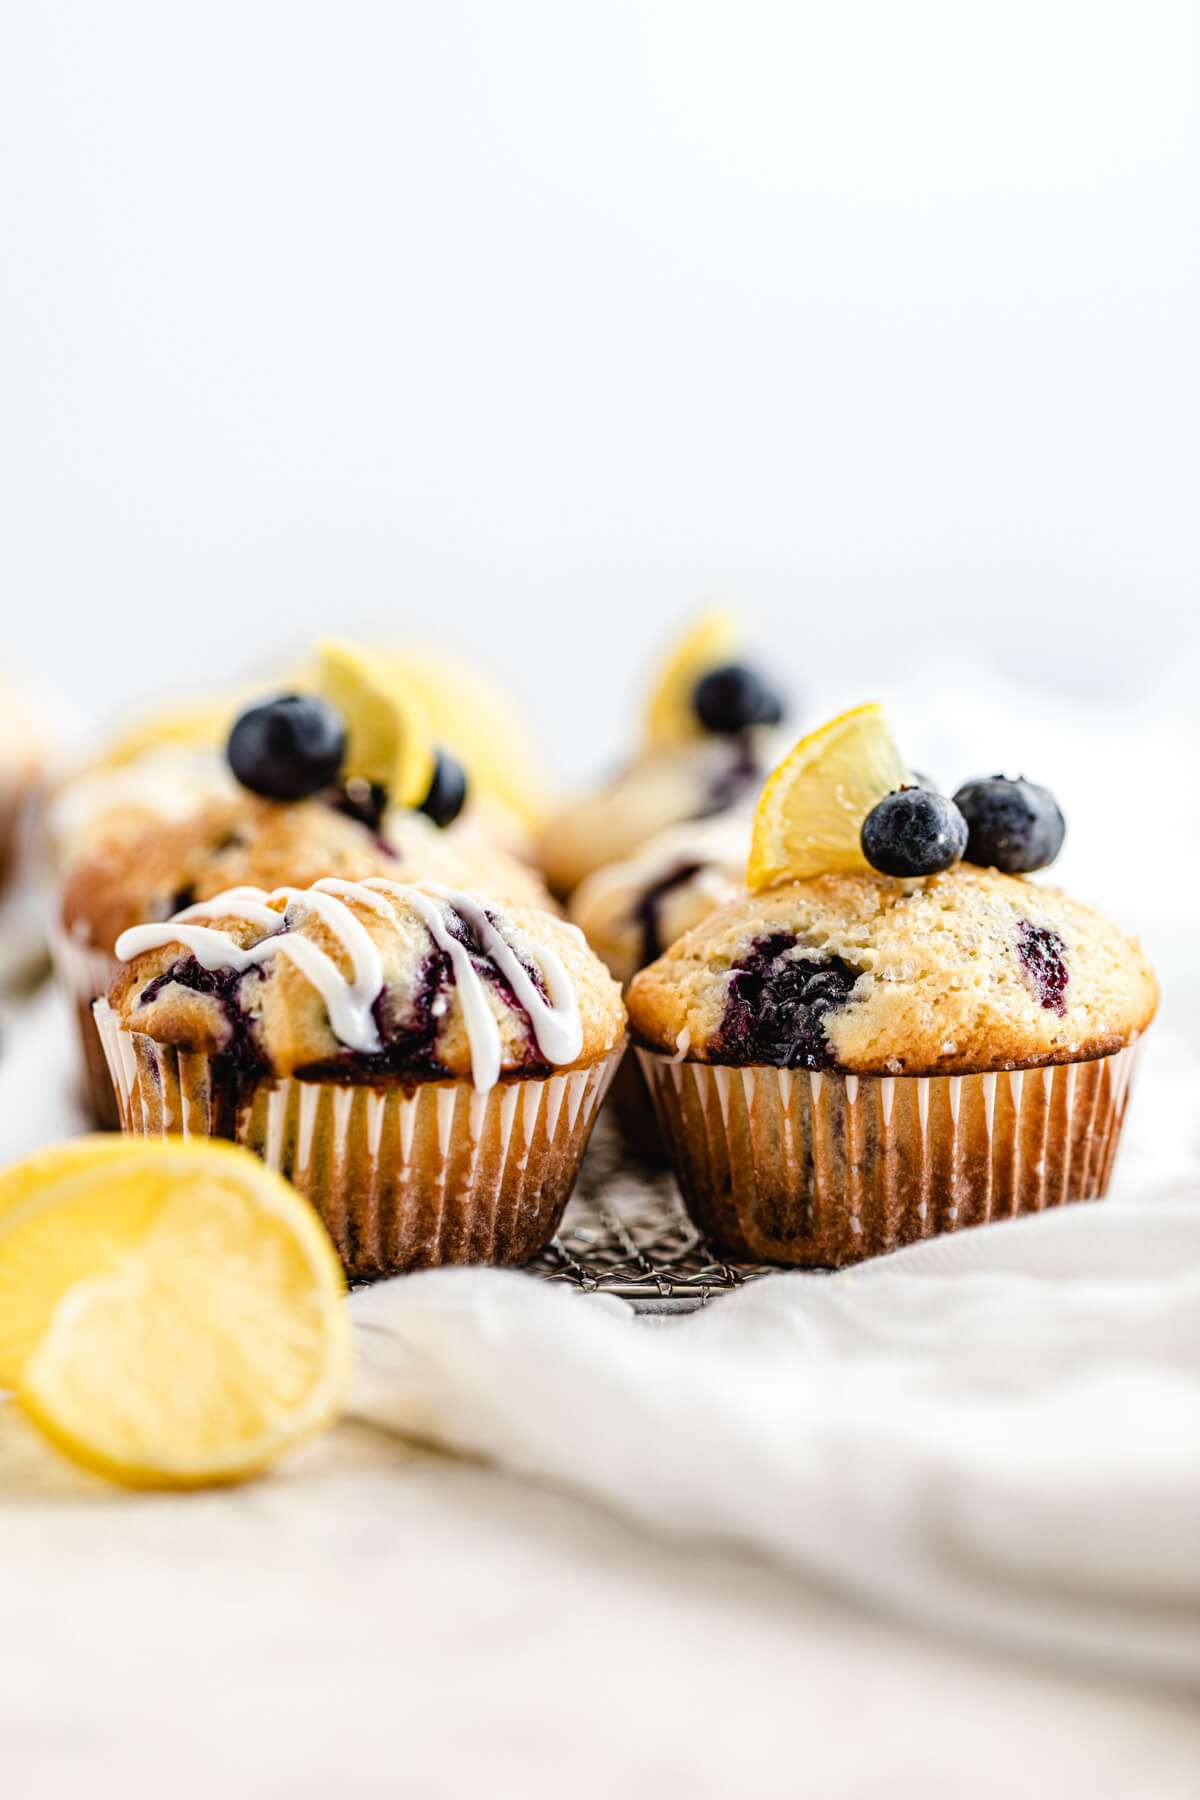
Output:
left=626, top=866, right=1157, bottom=1076
left=64, top=794, right=553, bottom=954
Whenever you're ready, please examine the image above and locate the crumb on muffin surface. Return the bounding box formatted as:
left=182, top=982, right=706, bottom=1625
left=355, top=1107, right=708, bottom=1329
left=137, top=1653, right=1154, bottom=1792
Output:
left=625, top=866, right=1157, bottom=1076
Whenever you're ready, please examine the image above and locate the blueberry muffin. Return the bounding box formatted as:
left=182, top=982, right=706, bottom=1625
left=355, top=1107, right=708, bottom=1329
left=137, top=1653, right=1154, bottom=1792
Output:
left=537, top=614, right=788, bottom=899
left=96, top=878, right=625, bottom=1276
left=52, top=686, right=553, bottom=1127
left=60, top=788, right=552, bottom=1121
left=627, top=710, right=1157, bottom=1267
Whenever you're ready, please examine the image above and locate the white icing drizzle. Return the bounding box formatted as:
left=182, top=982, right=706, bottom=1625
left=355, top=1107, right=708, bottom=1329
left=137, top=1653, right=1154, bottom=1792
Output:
left=115, top=885, right=386, bottom=1055
left=364, top=879, right=583, bottom=1091
left=420, top=883, right=584, bottom=1069
left=170, top=887, right=284, bottom=931
left=288, top=885, right=384, bottom=1046
left=113, top=878, right=584, bottom=1092
left=381, top=882, right=505, bottom=1092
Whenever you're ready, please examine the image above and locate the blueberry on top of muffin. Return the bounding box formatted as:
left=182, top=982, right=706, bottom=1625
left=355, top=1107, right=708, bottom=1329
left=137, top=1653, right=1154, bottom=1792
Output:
left=225, top=691, right=469, bottom=830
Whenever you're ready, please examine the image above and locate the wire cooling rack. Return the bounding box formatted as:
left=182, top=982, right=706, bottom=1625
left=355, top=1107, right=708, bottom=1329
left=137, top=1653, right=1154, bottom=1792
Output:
left=527, top=1120, right=772, bottom=1311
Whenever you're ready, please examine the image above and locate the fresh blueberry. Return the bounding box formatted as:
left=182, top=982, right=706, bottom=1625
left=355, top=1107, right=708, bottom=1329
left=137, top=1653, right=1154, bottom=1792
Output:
left=227, top=694, right=346, bottom=801
left=418, top=747, right=468, bottom=829
left=861, top=788, right=968, bottom=878
left=952, top=776, right=1065, bottom=873
left=693, top=664, right=784, bottom=734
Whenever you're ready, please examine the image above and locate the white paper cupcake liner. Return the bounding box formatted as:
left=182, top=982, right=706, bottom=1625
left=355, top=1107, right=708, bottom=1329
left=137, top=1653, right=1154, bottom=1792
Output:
left=636, top=1040, right=1147, bottom=1267
left=95, top=1000, right=622, bottom=1277
left=49, top=924, right=122, bottom=1128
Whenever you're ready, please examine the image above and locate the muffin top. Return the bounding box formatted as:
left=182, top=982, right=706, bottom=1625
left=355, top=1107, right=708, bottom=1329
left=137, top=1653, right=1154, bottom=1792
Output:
left=569, top=814, right=748, bottom=986
left=63, top=792, right=552, bottom=955
left=46, top=745, right=240, bottom=876
left=108, top=878, right=625, bottom=1088
left=626, top=866, right=1157, bottom=1076
left=537, top=733, right=774, bottom=899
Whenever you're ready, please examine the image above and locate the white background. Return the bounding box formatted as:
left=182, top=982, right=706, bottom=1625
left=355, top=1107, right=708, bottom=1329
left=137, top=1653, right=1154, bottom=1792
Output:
left=3, top=14, right=1200, bottom=1793
left=2, top=1, right=1198, bottom=783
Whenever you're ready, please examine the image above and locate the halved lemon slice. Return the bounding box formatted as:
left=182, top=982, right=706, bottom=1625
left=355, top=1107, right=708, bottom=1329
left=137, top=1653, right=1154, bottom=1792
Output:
left=747, top=703, right=908, bottom=889
left=386, top=644, right=553, bottom=832
left=0, top=1134, right=144, bottom=1229
left=317, top=639, right=436, bottom=809
left=0, top=1138, right=350, bottom=1487
left=644, top=611, right=741, bottom=750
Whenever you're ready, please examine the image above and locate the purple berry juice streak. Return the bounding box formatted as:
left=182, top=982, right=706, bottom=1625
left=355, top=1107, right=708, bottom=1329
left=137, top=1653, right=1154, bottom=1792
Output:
left=694, top=736, right=765, bottom=819
left=138, top=955, right=269, bottom=1077
left=1016, top=920, right=1069, bottom=1016
left=632, top=861, right=703, bottom=969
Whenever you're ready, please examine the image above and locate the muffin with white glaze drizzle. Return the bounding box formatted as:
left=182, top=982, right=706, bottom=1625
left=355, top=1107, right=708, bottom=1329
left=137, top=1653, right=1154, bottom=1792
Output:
left=53, top=673, right=553, bottom=1129
left=95, top=878, right=625, bottom=1276
left=627, top=705, right=1157, bottom=1268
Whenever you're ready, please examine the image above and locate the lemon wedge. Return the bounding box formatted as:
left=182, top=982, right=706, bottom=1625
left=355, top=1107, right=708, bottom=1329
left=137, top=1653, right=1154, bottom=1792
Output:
left=0, top=1139, right=350, bottom=1487
left=747, top=703, right=908, bottom=889
left=644, top=611, right=741, bottom=750
left=386, top=644, right=552, bottom=832
left=317, top=639, right=436, bottom=809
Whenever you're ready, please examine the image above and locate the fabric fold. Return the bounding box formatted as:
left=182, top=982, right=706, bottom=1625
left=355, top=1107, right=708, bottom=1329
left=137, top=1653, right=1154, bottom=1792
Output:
left=350, top=1201, right=1200, bottom=1685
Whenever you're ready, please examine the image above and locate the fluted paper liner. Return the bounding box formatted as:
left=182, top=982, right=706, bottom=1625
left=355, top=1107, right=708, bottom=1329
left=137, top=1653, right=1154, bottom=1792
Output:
left=50, top=926, right=122, bottom=1129
left=636, top=1042, right=1146, bottom=1267
left=95, top=1001, right=622, bottom=1278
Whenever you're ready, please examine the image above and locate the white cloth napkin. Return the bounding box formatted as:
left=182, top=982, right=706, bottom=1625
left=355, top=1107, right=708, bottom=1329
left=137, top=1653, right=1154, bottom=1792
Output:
left=351, top=1199, right=1200, bottom=1685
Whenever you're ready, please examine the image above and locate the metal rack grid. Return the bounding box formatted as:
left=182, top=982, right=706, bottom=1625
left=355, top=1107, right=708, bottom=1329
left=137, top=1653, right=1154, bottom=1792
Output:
left=526, top=1121, right=772, bottom=1311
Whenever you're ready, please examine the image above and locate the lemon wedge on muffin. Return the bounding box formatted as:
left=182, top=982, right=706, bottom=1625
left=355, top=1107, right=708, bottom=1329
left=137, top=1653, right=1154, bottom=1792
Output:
left=747, top=703, right=908, bottom=889
left=317, top=639, right=436, bottom=809
left=643, top=611, right=741, bottom=750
